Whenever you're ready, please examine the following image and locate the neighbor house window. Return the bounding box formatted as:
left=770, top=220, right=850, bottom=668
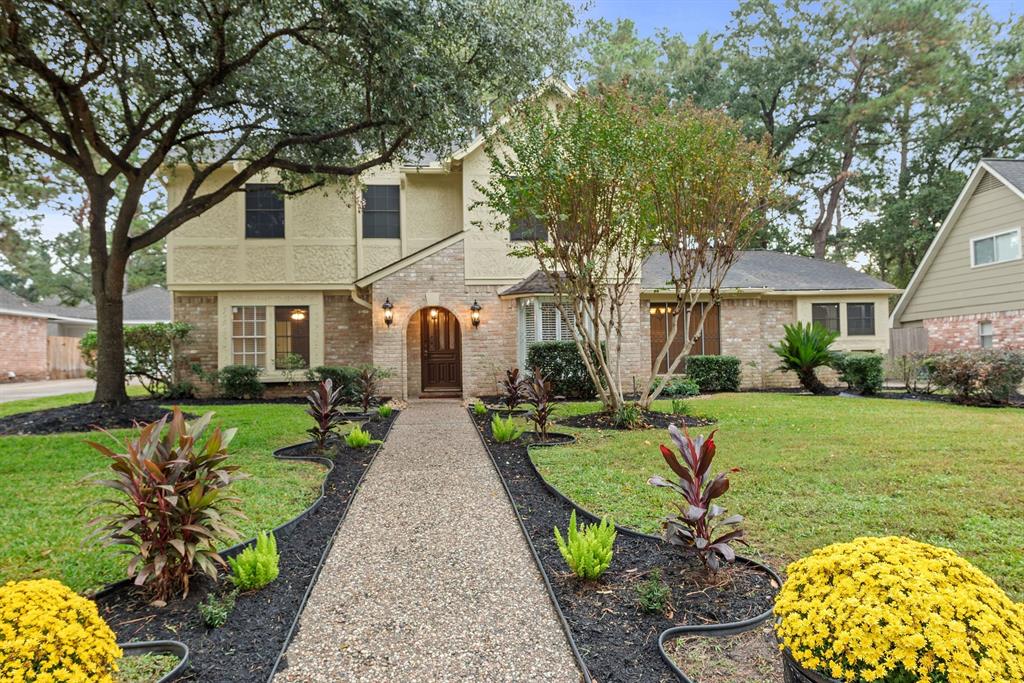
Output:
left=979, top=321, right=994, bottom=348
left=510, top=214, right=547, bottom=242
left=649, top=302, right=721, bottom=373
left=971, top=228, right=1021, bottom=266
left=274, top=306, right=310, bottom=369
left=362, top=185, right=400, bottom=238
left=245, top=184, right=285, bottom=238
left=847, top=303, right=875, bottom=336
left=811, top=303, right=840, bottom=333
left=231, top=306, right=266, bottom=367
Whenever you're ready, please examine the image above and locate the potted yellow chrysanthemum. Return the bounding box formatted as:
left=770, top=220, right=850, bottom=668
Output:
left=774, top=536, right=1024, bottom=683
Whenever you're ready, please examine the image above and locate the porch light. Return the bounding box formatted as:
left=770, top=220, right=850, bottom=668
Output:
left=382, top=298, right=394, bottom=327
left=290, top=308, right=307, bottom=321
left=430, top=308, right=438, bottom=321
left=470, top=300, right=482, bottom=328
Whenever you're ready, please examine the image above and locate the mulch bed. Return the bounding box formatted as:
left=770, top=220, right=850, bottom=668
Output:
left=0, top=400, right=199, bottom=436
left=470, top=411, right=778, bottom=683
left=94, top=412, right=398, bottom=683
left=556, top=409, right=713, bottom=431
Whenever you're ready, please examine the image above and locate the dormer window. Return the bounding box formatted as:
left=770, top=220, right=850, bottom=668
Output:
left=362, top=185, right=400, bottom=238
left=245, top=184, right=285, bottom=238
left=971, top=228, right=1020, bottom=266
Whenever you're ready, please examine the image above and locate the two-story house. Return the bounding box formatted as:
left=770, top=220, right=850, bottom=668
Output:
left=167, top=99, right=898, bottom=399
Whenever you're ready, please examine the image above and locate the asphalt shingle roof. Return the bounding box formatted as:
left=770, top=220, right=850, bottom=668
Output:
left=0, top=288, right=95, bottom=321
left=122, top=285, right=172, bottom=323
left=982, top=159, right=1024, bottom=194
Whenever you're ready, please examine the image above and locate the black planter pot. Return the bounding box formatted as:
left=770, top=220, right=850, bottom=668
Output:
left=659, top=621, right=775, bottom=683
left=781, top=649, right=840, bottom=683
left=118, top=640, right=189, bottom=683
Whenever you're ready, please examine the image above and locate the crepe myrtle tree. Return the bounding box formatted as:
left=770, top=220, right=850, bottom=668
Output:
left=639, top=102, right=779, bottom=407
left=0, top=0, right=575, bottom=404
left=479, top=85, right=653, bottom=413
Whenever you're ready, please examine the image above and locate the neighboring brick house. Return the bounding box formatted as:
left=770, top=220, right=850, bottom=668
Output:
left=0, top=288, right=95, bottom=382
left=167, top=132, right=897, bottom=398
left=892, top=159, right=1024, bottom=352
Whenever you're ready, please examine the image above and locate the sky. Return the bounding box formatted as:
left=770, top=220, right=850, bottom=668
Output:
left=29, top=0, right=1024, bottom=240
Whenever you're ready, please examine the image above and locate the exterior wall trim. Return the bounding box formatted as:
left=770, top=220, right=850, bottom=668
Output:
left=355, top=231, right=466, bottom=288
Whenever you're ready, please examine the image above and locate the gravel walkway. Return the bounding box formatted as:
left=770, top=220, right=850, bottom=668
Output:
left=274, top=400, right=580, bottom=682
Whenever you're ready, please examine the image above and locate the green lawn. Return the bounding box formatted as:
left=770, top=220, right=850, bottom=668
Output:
left=533, top=394, right=1024, bottom=600
left=0, top=399, right=325, bottom=593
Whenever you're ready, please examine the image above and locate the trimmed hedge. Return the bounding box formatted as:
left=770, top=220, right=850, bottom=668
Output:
left=684, top=355, right=741, bottom=393
left=661, top=376, right=700, bottom=397
left=218, top=365, right=264, bottom=399
left=526, top=341, right=600, bottom=399
left=834, top=353, right=885, bottom=395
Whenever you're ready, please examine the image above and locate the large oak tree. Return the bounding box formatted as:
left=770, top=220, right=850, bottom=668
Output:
left=1, top=0, right=574, bottom=402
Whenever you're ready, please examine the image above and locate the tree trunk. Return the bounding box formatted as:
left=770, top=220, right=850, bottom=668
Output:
left=88, top=195, right=130, bottom=404
left=798, top=368, right=830, bottom=395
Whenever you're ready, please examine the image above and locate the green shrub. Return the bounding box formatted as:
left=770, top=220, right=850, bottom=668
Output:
left=218, top=365, right=264, bottom=399
left=636, top=568, right=670, bottom=613
left=770, top=322, right=840, bottom=394
left=888, top=353, right=933, bottom=394
left=684, top=355, right=741, bottom=393
left=228, top=531, right=280, bottom=591
left=670, top=398, right=689, bottom=416
left=490, top=414, right=524, bottom=443
left=835, top=353, right=885, bottom=395
left=927, top=350, right=1024, bottom=405
left=198, top=589, right=237, bottom=628
left=613, top=402, right=644, bottom=429
left=526, top=341, right=602, bottom=399
left=306, top=366, right=360, bottom=401
left=553, top=510, right=616, bottom=580
left=473, top=401, right=488, bottom=416
left=80, top=321, right=192, bottom=398
left=662, top=376, right=699, bottom=397
left=344, top=425, right=379, bottom=448
left=377, top=404, right=393, bottom=419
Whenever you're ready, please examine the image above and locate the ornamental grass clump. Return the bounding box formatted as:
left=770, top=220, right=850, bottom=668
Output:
left=775, top=536, right=1024, bottom=683
left=648, top=424, right=745, bottom=571
left=228, top=530, right=280, bottom=591
left=87, top=407, right=245, bottom=601
left=553, top=510, right=616, bottom=580
left=0, top=578, right=122, bottom=682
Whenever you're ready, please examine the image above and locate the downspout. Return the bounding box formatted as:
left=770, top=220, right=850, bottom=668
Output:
left=349, top=288, right=372, bottom=310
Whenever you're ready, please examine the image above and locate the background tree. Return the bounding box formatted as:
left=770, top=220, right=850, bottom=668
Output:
left=1, top=0, right=574, bottom=403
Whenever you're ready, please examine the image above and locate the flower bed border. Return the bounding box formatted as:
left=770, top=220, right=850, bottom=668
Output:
left=118, top=640, right=190, bottom=683
left=468, top=409, right=782, bottom=682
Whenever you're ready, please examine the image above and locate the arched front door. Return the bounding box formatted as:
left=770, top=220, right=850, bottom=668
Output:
left=420, top=307, right=462, bottom=397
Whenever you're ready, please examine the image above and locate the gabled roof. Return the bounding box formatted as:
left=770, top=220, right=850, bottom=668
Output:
left=891, top=159, right=1024, bottom=325
left=123, top=285, right=172, bottom=323
left=354, top=231, right=467, bottom=288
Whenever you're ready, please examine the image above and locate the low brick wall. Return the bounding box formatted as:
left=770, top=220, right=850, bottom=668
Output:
left=0, top=313, right=48, bottom=381
left=922, top=309, right=1024, bottom=352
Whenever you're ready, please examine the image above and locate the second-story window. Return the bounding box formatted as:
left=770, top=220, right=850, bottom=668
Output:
left=510, top=214, right=547, bottom=241
left=362, top=185, right=400, bottom=238
left=245, top=184, right=285, bottom=238
left=811, top=303, right=840, bottom=333
left=847, top=303, right=875, bottom=336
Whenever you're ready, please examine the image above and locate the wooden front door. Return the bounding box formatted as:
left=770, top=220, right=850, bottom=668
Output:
left=420, top=308, right=462, bottom=396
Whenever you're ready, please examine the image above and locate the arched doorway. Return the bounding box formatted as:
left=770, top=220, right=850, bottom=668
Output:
left=419, top=307, right=462, bottom=397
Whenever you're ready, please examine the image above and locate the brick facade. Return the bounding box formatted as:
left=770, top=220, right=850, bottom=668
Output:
left=0, top=314, right=48, bottom=381
left=173, top=294, right=219, bottom=393
left=323, top=294, right=373, bottom=366
left=718, top=298, right=796, bottom=389
left=922, top=309, right=1024, bottom=352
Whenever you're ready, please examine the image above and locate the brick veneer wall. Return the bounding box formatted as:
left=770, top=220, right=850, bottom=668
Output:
left=719, top=297, right=806, bottom=389
left=0, top=314, right=48, bottom=381
left=370, top=242, right=518, bottom=399
left=922, top=309, right=1024, bottom=352
left=173, top=294, right=218, bottom=394
left=616, top=283, right=652, bottom=392
left=323, top=294, right=373, bottom=366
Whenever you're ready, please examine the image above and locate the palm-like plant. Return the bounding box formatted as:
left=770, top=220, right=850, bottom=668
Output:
left=770, top=322, right=840, bottom=394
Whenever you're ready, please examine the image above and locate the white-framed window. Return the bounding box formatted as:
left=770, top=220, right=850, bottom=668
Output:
left=979, top=321, right=994, bottom=348
left=518, top=298, right=577, bottom=367
left=971, top=228, right=1021, bottom=267
left=231, top=305, right=267, bottom=367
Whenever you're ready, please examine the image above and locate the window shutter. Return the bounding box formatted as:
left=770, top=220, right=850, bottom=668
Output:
left=559, top=307, right=576, bottom=341
left=541, top=302, right=558, bottom=341
left=523, top=302, right=536, bottom=344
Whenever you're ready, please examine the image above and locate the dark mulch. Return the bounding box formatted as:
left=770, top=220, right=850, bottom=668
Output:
left=0, top=400, right=199, bottom=436
left=556, top=409, right=714, bottom=431
left=94, top=412, right=398, bottom=683
left=470, top=411, right=778, bottom=683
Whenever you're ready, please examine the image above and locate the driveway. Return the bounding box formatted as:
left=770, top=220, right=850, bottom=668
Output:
left=0, top=378, right=96, bottom=403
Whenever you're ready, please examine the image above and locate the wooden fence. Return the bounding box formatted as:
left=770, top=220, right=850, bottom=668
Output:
left=47, top=336, right=89, bottom=379
left=889, top=326, right=929, bottom=358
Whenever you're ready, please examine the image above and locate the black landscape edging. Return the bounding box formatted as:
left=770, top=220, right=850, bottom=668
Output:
left=118, top=640, right=190, bottom=683
left=264, top=413, right=397, bottom=682
left=657, top=614, right=780, bottom=682
left=471, top=409, right=781, bottom=682
left=467, top=416, right=594, bottom=683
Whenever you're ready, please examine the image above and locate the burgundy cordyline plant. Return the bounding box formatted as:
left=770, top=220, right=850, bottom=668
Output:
left=648, top=424, right=745, bottom=571
left=306, top=379, right=345, bottom=449
left=501, top=367, right=527, bottom=412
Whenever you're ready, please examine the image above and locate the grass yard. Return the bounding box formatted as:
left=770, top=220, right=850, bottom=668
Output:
left=0, top=399, right=326, bottom=593
left=534, top=393, right=1024, bottom=599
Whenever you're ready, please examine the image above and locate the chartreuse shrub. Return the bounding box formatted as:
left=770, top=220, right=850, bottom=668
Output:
left=834, top=353, right=884, bottom=395
left=228, top=530, right=280, bottom=591
left=0, top=578, right=122, bottom=681
left=775, top=536, right=1024, bottom=683
left=684, top=355, right=741, bottom=392
left=88, top=407, right=245, bottom=601
left=473, top=400, right=488, bottom=416
left=377, top=404, right=393, bottom=419
left=344, top=424, right=380, bottom=448
left=490, top=414, right=524, bottom=443
left=553, top=510, right=616, bottom=580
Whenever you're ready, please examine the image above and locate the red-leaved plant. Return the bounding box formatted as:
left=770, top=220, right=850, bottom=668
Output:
left=648, top=424, right=745, bottom=571
left=501, top=367, right=526, bottom=412
left=306, top=379, right=345, bottom=449
left=87, top=407, right=246, bottom=601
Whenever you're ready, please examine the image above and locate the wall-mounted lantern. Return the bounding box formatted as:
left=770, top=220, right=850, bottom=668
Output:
left=470, top=300, right=482, bottom=328
left=382, top=298, right=394, bottom=327
left=430, top=307, right=439, bottom=321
